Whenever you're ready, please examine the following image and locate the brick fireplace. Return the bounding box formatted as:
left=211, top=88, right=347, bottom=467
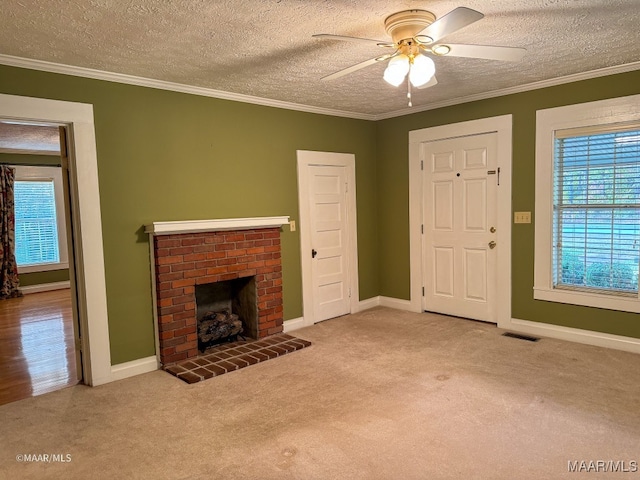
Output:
left=145, top=217, right=290, bottom=366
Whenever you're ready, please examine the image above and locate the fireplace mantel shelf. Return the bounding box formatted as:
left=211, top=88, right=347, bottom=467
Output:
left=145, top=216, right=290, bottom=236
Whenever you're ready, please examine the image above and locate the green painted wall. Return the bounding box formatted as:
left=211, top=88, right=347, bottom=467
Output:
left=2, top=62, right=638, bottom=364
left=19, top=269, right=70, bottom=287
left=376, top=69, right=640, bottom=339
left=0, top=65, right=379, bottom=364
left=0, top=153, right=70, bottom=287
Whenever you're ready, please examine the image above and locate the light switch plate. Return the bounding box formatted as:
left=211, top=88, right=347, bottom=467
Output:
left=290, top=220, right=296, bottom=232
left=514, top=211, right=531, bottom=224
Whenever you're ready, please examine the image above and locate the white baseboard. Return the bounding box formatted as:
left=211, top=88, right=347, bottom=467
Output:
left=110, top=355, right=159, bottom=382
left=283, top=317, right=306, bottom=333
left=20, top=281, right=70, bottom=294
left=508, top=318, right=640, bottom=355
left=356, top=296, right=418, bottom=313
left=284, top=296, right=418, bottom=332
left=357, top=296, right=380, bottom=311
left=379, top=296, right=415, bottom=312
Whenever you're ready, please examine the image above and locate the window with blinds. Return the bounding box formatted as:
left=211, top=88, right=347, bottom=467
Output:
left=14, top=179, right=61, bottom=267
left=553, top=125, right=640, bottom=294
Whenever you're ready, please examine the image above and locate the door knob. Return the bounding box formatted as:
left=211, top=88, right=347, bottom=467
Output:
left=488, top=241, right=497, bottom=249
left=490, top=226, right=496, bottom=233
left=312, top=249, right=318, bottom=258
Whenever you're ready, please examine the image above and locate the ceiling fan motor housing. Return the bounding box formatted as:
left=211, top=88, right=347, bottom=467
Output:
left=384, top=10, right=436, bottom=44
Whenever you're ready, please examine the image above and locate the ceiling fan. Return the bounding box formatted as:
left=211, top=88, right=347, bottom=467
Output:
left=313, top=7, right=526, bottom=106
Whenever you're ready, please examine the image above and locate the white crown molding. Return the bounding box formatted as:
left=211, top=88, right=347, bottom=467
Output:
left=2, top=54, right=639, bottom=122
left=0, top=54, right=376, bottom=121
left=374, top=61, right=640, bottom=120
left=144, top=216, right=290, bottom=235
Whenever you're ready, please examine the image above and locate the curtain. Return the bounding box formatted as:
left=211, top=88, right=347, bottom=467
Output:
left=0, top=166, right=21, bottom=299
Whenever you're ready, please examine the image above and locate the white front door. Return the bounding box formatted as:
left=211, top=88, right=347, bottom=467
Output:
left=422, top=132, right=498, bottom=322
left=309, top=165, right=351, bottom=322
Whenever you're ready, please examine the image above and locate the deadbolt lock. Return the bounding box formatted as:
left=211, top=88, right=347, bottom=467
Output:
left=488, top=241, right=497, bottom=249
left=490, top=226, right=496, bottom=233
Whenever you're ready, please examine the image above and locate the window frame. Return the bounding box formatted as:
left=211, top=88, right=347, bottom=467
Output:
left=13, top=165, right=69, bottom=274
left=534, top=94, right=640, bottom=313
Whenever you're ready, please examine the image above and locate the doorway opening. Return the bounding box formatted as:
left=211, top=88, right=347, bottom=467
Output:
left=0, top=120, right=81, bottom=405
left=0, top=92, right=112, bottom=390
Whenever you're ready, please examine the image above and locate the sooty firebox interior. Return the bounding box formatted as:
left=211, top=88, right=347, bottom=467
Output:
left=195, top=276, right=258, bottom=352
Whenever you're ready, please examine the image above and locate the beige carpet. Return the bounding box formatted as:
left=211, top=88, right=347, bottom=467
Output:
left=1, top=307, right=639, bottom=479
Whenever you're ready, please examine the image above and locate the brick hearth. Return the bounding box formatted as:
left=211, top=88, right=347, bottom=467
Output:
left=153, top=227, right=283, bottom=365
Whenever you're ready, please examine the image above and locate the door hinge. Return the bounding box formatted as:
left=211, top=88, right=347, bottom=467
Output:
left=75, top=338, right=83, bottom=352
left=421, top=160, right=424, bottom=171
left=421, top=224, right=424, bottom=234
left=345, top=181, right=348, bottom=193
left=422, top=286, right=425, bottom=296
left=349, top=287, right=351, bottom=298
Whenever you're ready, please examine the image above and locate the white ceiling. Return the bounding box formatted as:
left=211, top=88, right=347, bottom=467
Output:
left=1, top=0, right=639, bottom=118
left=0, top=122, right=60, bottom=155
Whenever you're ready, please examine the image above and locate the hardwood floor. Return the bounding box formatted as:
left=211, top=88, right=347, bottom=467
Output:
left=0, top=289, right=79, bottom=406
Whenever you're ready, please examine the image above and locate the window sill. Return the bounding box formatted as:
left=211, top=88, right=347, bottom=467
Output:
left=18, top=262, right=69, bottom=274
left=533, top=286, right=640, bottom=313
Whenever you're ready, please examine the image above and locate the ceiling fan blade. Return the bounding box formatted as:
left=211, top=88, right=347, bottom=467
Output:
left=416, top=7, right=484, bottom=43
left=439, top=44, right=526, bottom=61
left=313, top=34, right=393, bottom=47
left=321, top=54, right=393, bottom=81
left=417, top=75, right=438, bottom=90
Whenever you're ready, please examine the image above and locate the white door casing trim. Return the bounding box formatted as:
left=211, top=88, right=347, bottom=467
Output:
left=0, top=93, right=112, bottom=386
left=409, top=115, right=513, bottom=328
left=297, top=150, right=359, bottom=327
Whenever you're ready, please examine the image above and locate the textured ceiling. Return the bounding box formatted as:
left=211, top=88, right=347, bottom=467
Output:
left=0, top=122, right=60, bottom=155
left=1, top=0, right=639, bottom=117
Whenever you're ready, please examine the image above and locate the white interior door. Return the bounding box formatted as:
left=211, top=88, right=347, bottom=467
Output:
left=309, top=165, right=350, bottom=322
left=423, top=132, right=498, bottom=322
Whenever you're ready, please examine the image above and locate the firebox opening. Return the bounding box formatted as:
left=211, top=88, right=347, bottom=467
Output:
left=195, top=276, right=258, bottom=352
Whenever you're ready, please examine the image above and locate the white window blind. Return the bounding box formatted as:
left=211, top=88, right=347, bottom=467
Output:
left=14, top=179, right=61, bottom=266
left=553, top=126, right=640, bottom=294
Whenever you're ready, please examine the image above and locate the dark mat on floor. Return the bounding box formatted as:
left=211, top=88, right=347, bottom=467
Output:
left=164, top=334, right=311, bottom=384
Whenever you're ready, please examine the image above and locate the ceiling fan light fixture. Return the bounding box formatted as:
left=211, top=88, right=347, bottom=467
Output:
left=432, top=44, right=451, bottom=55
left=408, top=54, right=436, bottom=87
left=415, top=35, right=433, bottom=45
left=383, top=54, right=410, bottom=87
